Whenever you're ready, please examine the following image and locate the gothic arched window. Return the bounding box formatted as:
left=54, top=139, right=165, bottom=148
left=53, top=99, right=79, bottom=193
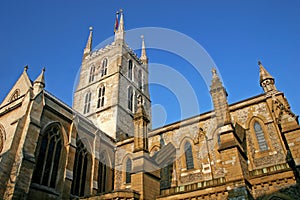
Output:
left=89, top=66, right=96, bottom=83
left=128, top=87, right=133, bottom=112
left=184, top=142, right=194, bottom=170
left=128, top=60, right=133, bottom=80
left=138, top=69, right=142, bottom=90
left=98, top=152, right=107, bottom=193
left=254, top=121, right=268, bottom=151
left=32, top=124, right=62, bottom=188
left=84, top=92, right=91, bottom=114
left=9, top=89, right=20, bottom=102
left=101, top=58, right=108, bottom=77
left=97, top=86, right=105, bottom=108
left=71, top=140, right=88, bottom=197
left=125, top=158, right=132, bottom=184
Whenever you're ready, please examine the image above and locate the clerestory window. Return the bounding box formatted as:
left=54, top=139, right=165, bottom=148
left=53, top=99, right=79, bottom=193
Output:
left=32, top=124, right=62, bottom=189
left=184, top=142, right=194, bottom=170
left=254, top=122, right=268, bottom=151
left=71, top=140, right=88, bottom=197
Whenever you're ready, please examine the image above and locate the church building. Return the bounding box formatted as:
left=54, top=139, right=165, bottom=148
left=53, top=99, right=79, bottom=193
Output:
left=0, top=11, right=299, bottom=200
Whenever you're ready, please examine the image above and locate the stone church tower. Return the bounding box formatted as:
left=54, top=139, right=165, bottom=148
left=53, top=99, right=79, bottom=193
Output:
left=0, top=10, right=300, bottom=200
left=73, top=11, right=151, bottom=140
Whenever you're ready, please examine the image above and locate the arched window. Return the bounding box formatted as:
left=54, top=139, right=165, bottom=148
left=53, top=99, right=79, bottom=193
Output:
left=98, top=152, right=107, bottom=193
left=254, top=121, right=268, bottom=151
left=101, top=58, right=108, bottom=77
left=138, top=69, right=142, bottom=90
left=125, top=158, right=132, bottom=184
left=83, top=92, right=91, bottom=114
left=89, top=66, right=96, bottom=83
left=71, top=140, right=88, bottom=197
left=32, top=124, right=62, bottom=188
left=9, top=89, right=20, bottom=102
left=0, top=124, right=5, bottom=154
left=128, top=87, right=133, bottom=112
left=97, top=86, right=105, bottom=108
left=128, top=60, right=133, bottom=80
left=184, top=142, right=194, bottom=170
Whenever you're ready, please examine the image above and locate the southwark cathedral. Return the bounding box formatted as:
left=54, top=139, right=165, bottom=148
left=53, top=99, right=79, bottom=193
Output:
left=0, top=12, right=299, bottom=200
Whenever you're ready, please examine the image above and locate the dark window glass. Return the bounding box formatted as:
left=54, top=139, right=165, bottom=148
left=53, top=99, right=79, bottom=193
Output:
left=97, top=86, right=105, bottom=108
left=32, top=125, right=62, bottom=189
left=101, top=58, right=108, bottom=77
left=125, top=158, right=132, bottom=183
left=71, top=140, right=88, bottom=197
left=89, top=66, right=96, bottom=83
left=128, top=87, right=133, bottom=111
left=84, top=92, right=91, bottom=114
left=128, top=60, right=133, bottom=80
left=184, top=142, right=194, bottom=170
left=254, top=122, right=268, bottom=151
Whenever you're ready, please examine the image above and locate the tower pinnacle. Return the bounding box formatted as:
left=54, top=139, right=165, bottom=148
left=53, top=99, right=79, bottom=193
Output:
left=33, top=68, right=45, bottom=95
left=140, top=35, right=148, bottom=64
left=258, top=61, right=277, bottom=93
left=83, top=27, right=93, bottom=59
left=114, top=9, right=125, bottom=42
left=210, top=68, right=231, bottom=126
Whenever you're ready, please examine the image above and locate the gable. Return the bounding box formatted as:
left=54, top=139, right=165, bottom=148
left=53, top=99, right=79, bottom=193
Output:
left=0, top=68, right=32, bottom=107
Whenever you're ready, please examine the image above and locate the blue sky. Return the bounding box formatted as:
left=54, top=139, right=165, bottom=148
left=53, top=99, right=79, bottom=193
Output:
left=0, top=1, right=299, bottom=128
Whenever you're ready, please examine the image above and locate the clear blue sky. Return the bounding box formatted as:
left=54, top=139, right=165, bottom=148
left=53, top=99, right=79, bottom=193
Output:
left=1, top=1, right=299, bottom=128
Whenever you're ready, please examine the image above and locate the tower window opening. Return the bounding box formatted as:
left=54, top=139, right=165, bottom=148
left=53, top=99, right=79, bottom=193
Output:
left=89, top=66, right=96, bottom=83
left=84, top=92, right=91, bottom=114
left=128, top=87, right=133, bottom=112
left=97, top=86, right=105, bottom=108
left=101, top=58, right=108, bottom=77
left=128, top=60, right=133, bottom=80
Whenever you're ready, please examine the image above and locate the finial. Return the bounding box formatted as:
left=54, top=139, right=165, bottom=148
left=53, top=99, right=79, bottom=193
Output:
left=212, top=67, right=218, bottom=78
left=141, top=35, right=144, bottom=40
left=24, top=65, right=28, bottom=72
left=258, top=60, right=262, bottom=66
left=42, top=67, right=46, bottom=72
left=89, top=26, right=93, bottom=31
left=119, top=8, right=123, bottom=13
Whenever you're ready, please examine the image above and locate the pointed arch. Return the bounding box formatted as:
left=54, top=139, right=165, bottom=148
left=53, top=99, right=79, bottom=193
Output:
left=128, top=60, right=133, bottom=80
left=9, top=89, right=20, bottom=102
left=84, top=91, right=91, bottom=114
left=97, top=85, right=105, bottom=108
left=247, top=116, right=269, bottom=152
left=254, top=121, right=268, bottom=151
left=89, top=65, right=96, bottom=83
left=32, top=123, right=63, bottom=188
left=101, top=58, right=108, bottom=77
left=125, top=158, right=132, bottom=183
left=184, top=141, right=194, bottom=170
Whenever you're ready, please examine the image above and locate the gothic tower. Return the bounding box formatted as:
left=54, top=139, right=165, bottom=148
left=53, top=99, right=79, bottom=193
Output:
left=73, top=11, right=151, bottom=140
